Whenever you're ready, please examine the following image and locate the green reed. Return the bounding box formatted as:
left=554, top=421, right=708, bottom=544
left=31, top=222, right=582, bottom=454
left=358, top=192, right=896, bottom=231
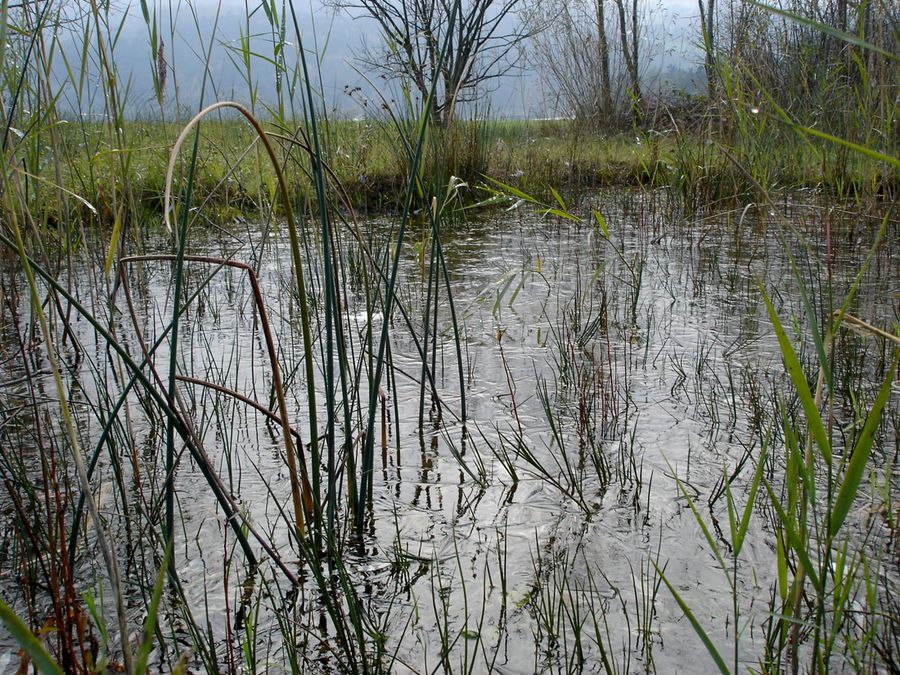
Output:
left=655, top=16, right=899, bottom=661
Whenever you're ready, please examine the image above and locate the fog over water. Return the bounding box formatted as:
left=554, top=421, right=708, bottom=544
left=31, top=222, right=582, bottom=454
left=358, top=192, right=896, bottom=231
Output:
left=52, top=0, right=704, bottom=118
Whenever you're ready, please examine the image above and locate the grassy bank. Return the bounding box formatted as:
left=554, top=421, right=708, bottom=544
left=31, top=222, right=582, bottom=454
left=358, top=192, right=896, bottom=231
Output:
left=26, top=115, right=894, bottom=228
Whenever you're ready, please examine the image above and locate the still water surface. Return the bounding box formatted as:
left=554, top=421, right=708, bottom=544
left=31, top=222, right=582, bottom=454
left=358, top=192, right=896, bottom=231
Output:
left=0, top=192, right=896, bottom=672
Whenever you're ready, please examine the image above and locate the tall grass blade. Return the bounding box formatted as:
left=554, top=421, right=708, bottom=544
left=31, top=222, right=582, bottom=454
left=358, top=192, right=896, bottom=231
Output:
left=163, top=127, right=199, bottom=560
left=763, top=479, right=823, bottom=595
left=134, top=540, right=174, bottom=674
left=483, top=176, right=540, bottom=204
left=104, top=205, right=124, bottom=276
left=592, top=210, right=609, bottom=238
left=673, top=471, right=730, bottom=579
left=783, top=124, right=899, bottom=169
left=0, top=1, right=7, bottom=75
left=0, top=598, right=64, bottom=675
left=655, top=564, right=730, bottom=675
left=830, top=352, right=899, bottom=537
left=776, top=534, right=788, bottom=602
left=748, top=1, right=898, bottom=61
left=760, top=285, right=832, bottom=465
left=735, top=434, right=769, bottom=555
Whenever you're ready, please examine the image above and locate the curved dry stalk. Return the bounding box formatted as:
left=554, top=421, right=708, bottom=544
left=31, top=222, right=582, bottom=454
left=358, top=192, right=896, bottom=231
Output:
left=175, top=375, right=304, bottom=446
left=161, top=102, right=317, bottom=538
left=113, top=260, right=301, bottom=586
left=836, top=310, right=900, bottom=345
left=120, top=253, right=314, bottom=535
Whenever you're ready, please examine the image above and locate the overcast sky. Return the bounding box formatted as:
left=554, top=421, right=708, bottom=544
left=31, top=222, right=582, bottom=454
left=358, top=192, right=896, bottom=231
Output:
left=58, top=0, right=706, bottom=117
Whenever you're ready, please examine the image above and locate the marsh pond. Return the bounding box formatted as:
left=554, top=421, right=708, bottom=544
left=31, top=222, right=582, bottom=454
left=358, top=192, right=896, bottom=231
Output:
left=0, top=190, right=897, bottom=673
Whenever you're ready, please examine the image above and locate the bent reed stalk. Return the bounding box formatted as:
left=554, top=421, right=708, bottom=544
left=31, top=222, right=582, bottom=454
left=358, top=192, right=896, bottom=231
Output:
left=161, top=101, right=317, bottom=543
left=119, top=252, right=315, bottom=534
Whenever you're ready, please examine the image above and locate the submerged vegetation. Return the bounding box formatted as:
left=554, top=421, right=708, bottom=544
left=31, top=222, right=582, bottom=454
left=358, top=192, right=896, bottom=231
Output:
left=0, top=0, right=897, bottom=673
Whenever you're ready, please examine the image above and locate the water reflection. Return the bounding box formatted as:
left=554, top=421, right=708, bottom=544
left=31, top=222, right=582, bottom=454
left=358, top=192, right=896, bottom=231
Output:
left=0, top=195, right=895, bottom=671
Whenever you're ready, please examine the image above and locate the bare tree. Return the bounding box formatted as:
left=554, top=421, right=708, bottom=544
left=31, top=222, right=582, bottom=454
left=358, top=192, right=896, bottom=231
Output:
left=333, top=0, right=527, bottom=124
left=595, top=0, right=614, bottom=116
left=611, top=0, right=641, bottom=114
left=698, top=0, right=716, bottom=98
left=523, top=0, right=652, bottom=126
left=522, top=0, right=616, bottom=123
